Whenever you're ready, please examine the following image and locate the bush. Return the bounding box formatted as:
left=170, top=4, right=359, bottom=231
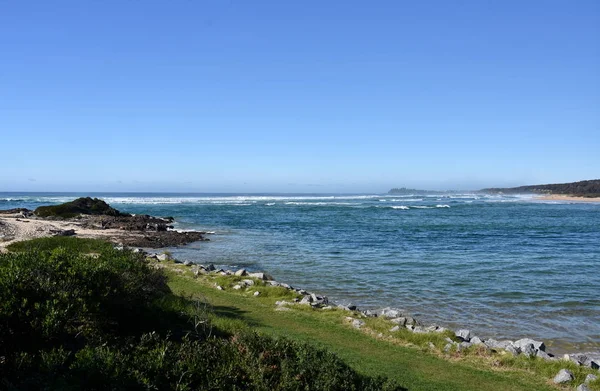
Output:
left=0, top=247, right=169, bottom=355
left=0, top=238, right=402, bottom=390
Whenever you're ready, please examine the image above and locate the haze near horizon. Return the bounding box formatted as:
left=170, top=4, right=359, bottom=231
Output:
left=0, top=1, right=598, bottom=193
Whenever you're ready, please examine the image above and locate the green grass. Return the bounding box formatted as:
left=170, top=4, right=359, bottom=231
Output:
left=6, top=236, right=114, bottom=253
left=165, top=265, right=600, bottom=391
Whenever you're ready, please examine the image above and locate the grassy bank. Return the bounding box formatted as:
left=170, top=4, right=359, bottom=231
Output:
left=164, top=263, right=599, bottom=391
left=3, top=237, right=599, bottom=390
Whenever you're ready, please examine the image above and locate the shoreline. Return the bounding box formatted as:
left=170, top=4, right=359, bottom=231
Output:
left=535, top=194, right=600, bottom=203
left=2, top=211, right=599, bottom=365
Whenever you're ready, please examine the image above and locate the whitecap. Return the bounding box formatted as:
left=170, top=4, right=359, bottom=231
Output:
left=436, top=204, right=450, bottom=208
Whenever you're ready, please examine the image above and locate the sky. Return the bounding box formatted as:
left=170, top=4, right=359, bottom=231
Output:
left=0, top=0, right=598, bottom=193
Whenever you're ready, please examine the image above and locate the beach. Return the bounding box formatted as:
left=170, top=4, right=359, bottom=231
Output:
left=536, top=194, right=600, bottom=203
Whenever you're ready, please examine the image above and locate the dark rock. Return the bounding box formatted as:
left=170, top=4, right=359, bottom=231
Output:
left=53, top=229, right=76, bottom=237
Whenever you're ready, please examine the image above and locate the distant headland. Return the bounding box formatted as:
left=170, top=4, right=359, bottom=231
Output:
left=478, top=179, right=600, bottom=198
left=389, top=180, right=600, bottom=199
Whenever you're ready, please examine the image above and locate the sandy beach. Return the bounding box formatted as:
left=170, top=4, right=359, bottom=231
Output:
left=536, top=194, right=600, bottom=203
left=0, top=215, right=140, bottom=253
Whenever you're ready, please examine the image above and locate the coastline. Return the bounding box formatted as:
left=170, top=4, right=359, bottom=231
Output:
left=2, top=209, right=599, bottom=365
left=536, top=194, right=600, bottom=203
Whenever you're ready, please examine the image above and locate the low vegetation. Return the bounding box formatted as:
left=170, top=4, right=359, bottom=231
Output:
left=34, top=197, right=128, bottom=218
left=481, top=179, right=600, bottom=196
left=0, top=238, right=400, bottom=390
left=2, top=237, right=599, bottom=391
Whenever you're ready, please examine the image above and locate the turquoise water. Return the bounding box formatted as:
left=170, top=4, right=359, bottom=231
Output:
left=2, top=192, right=599, bottom=352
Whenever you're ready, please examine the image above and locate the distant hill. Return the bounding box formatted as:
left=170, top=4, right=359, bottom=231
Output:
left=479, top=179, right=600, bottom=197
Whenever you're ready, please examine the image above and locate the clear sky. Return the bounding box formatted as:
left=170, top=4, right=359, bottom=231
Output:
left=1, top=0, right=598, bottom=193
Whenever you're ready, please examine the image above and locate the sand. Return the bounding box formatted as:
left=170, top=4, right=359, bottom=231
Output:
left=0, top=215, right=144, bottom=253
left=536, top=195, right=600, bottom=203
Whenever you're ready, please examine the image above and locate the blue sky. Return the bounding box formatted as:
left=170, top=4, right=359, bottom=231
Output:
left=1, top=0, right=598, bottom=192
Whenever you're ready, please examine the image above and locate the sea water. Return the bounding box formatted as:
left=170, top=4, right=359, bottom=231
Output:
left=2, top=192, right=599, bottom=352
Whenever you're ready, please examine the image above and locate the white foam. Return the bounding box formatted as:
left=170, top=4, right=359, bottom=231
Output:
left=391, top=206, right=410, bottom=210
left=436, top=204, right=450, bottom=208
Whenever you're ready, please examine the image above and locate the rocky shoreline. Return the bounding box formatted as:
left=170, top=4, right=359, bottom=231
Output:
left=144, top=250, right=600, bottom=383
left=0, top=208, right=209, bottom=250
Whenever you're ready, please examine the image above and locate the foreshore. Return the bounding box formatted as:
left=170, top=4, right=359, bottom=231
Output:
left=536, top=194, right=600, bottom=203
left=1, top=208, right=599, bottom=368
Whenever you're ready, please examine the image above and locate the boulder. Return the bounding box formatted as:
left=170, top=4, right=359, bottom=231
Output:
left=241, top=279, right=254, bottom=286
left=156, top=253, right=169, bottom=261
left=380, top=307, right=402, bottom=319
left=299, top=296, right=312, bottom=305
left=234, top=269, right=247, bottom=276
left=504, top=345, right=519, bottom=356
left=232, top=285, right=242, bottom=290
left=470, top=336, right=484, bottom=345
left=585, top=374, right=598, bottom=384
left=390, top=317, right=407, bottom=326
left=484, top=339, right=513, bottom=350
left=520, top=343, right=536, bottom=357
left=183, top=261, right=192, bottom=266
left=570, top=354, right=600, bottom=370
left=455, top=329, right=472, bottom=341
left=362, top=309, right=377, bottom=317
left=536, top=349, right=553, bottom=360
left=253, top=291, right=260, bottom=297
left=352, top=319, right=365, bottom=329
left=457, top=342, right=472, bottom=351
left=553, top=369, right=574, bottom=384
left=206, top=264, right=216, bottom=271
left=576, top=384, right=591, bottom=391
left=514, top=338, right=545, bottom=352
left=390, top=326, right=400, bottom=332
left=249, top=272, right=273, bottom=280
left=216, top=285, right=224, bottom=291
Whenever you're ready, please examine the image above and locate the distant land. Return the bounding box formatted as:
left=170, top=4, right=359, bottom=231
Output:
left=388, top=187, right=463, bottom=195
left=389, top=179, right=600, bottom=198
left=479, top=179, right=600, bottom=197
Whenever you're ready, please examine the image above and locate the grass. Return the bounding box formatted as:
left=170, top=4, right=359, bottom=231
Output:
left=164, top=263, right=600, bottom=391
left=6, top=236, right=114, bottom=253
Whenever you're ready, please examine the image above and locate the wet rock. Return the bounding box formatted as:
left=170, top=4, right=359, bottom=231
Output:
left=553, top=369, right=574, bottom=384
left=455, top=329, right=472, bottom=341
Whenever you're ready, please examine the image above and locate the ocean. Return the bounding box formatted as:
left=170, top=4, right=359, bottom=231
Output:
left=1, top=192, right=599, bottom=353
